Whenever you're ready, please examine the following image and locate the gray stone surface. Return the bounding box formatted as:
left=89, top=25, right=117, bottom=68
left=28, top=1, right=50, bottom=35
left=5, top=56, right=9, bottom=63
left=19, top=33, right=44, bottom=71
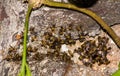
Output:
left=0, top=0, right=120, bottom=76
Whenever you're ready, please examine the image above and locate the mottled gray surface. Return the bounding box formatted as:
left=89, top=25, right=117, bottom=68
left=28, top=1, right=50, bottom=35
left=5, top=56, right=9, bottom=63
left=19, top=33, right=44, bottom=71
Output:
left=0, top=0, right=120, bottom=76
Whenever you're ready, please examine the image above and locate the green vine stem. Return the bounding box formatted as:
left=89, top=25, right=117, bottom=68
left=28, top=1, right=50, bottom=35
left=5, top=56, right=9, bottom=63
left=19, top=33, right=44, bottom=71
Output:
left=112, top=63, right=120, bottom=76
left=18, top=5, right=32, bottom=76
left=43, top=0, right=120, bottom=48
left=112, top=70, right=120, bottom=76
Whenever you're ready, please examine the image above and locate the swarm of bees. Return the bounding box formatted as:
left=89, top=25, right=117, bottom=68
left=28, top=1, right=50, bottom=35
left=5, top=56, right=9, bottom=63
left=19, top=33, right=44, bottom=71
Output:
left=40, top=24, right=111, bottom=67
left=75, top=36, right=111, bottom=67
left=5, top=45, right=22, bottom=62
left=5, top=24, right=111, bottom=67
left=4, top=26, right=38, bottom=62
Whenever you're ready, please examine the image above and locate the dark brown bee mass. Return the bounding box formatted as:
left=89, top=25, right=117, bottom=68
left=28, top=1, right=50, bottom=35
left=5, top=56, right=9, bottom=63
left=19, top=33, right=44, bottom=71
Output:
left=5, top=24, right=111, bottom=67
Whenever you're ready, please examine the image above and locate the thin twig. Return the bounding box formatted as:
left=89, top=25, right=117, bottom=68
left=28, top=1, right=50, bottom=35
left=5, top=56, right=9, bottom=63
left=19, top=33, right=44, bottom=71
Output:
left=18, top=5, right=32, bottom=76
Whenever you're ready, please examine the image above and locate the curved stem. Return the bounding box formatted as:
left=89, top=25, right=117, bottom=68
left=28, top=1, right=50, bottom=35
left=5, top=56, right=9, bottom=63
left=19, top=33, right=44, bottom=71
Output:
left=43, top=0, right=120, bottom=48
left=18, top=5, right=32, bottom=76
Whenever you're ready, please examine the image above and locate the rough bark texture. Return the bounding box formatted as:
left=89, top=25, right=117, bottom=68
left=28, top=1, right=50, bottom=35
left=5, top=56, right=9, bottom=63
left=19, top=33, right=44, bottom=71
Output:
left=0, top=0, right=120, bottom=76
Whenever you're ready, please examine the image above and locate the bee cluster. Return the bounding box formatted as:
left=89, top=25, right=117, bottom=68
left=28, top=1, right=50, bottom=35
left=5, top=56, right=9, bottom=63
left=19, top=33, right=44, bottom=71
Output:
left=5, top=31, right=24, bottom=62
left=5, top=45, right=22, bottom=61
left=41, top=24, right=85, bottom=49
left=41, top=24, right=111, bottom=67
left=74, top=36, right=111, bottom=67
left=5, top=24, right=111, bottom=67
left=29, top=26, right=38, bottom=42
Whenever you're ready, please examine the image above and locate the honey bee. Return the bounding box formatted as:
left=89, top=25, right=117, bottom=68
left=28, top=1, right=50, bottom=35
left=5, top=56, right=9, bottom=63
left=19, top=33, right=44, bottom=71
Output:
left=31, top=35, right=38, bottom=42
left=67, top=25, right=72, bottom=31
left=59, top=26, right=66, bottom=35
left=44, top=32, right=52, bottom=40
left=62, top=52, right=71, bottom=63
left=78, top=35, right=85, bottom=42
left=60, top=39, right=65, bottom=44
left=29, top=26, right=35, bottom=34
left=29, top=27, right=38, bottom=42
left=65, top=33, right=71, bottom=39
left=27, top=45, right=38, bottom=52
left=5, top=47, right=22, bottom=61
left=32, top=52, right=46, bottom=61
left=50, top=25, right=56, bottom=32
left=59, top=31, right=64, bottom=35
left=5, top=54, right=13, bottom=61
left=27, top=45, right=32, bottom=52
left=76, top=25, right=82, bottom=31
left=8, top=45, right=17, bottom=53
left=12, top=53, right=22, bottom=61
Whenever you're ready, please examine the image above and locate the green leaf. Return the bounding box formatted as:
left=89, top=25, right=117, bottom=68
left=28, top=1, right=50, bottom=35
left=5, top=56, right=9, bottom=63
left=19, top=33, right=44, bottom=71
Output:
left=112, top=70, right=120, bottom=76
left=26, top=63, right=32, bottom=76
